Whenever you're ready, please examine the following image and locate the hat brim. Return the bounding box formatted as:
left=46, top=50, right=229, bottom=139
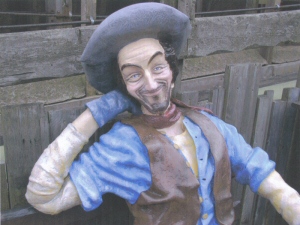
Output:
left=81, top=3, right=191, bottom=93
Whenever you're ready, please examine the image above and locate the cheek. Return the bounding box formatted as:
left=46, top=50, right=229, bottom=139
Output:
left=126, top=84, right=138, bottom=97
left=162, top=69, right=173, bottom=84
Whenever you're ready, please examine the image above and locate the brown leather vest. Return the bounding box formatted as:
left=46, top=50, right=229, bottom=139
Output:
left=122, top=109, right=234, bottom=225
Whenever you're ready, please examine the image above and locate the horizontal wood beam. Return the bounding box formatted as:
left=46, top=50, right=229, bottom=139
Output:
left=182, top=49, right=267, bottom=80
left=0, top=26, right=95, bottom=87
left=1, top=11, right=299, bottom=87
left=180, top=61, right=300, bottom=93
left=0, top=75, right=86, bottom=107
left=188, top=10, right=300, bottom=57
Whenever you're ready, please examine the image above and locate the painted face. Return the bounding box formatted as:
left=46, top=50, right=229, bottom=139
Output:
left=118, top=38, right=174, bottom=115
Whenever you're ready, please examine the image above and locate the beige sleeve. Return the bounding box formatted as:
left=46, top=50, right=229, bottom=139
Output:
left=258, top=170, right=300, bottom=225
left=26, top=123, right=88, bottom=215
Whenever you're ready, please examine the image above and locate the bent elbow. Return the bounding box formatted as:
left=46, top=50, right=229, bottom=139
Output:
left=25, top=189, right=61, bottom=215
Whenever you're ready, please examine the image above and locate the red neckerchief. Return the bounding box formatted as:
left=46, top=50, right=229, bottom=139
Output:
left=141, top=99, right=213, bottom=129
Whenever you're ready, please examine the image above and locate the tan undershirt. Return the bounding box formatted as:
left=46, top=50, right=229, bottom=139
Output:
left=170, top=128, right=199, bottom=178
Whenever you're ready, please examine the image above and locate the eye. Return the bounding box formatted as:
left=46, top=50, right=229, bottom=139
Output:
left=153, top=65, right=166, bottom=73
left=126, top=73, right=142, bottom=82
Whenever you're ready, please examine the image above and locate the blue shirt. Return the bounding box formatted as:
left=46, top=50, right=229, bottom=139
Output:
left=69, top=112, right=275, bottom=225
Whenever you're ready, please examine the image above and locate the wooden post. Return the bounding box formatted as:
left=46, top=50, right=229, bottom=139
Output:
left=246, top=0, right=259, bottom=9
left=276, top=88, right=300, bottom=179
left=178, top=0, right=196, bottom=19
left=251, top=91, right=274, bottom=224
left=1, top=162, right=10, bottom=210
left=195, top=0, right=203, bottom=13
left=287, top=101, right=300, bottom=193
left=222, top=64, right=261, bottom=142
left=160, top=0, right=178, bottom=8
left=81, top=0, right=97, bottom=26
left=45, top=0, right=72, bottom=28
left=222, top=63, right=262, bottom=224
left=97, top=0, right=107, bottom=16
left=297, top=65, right=300, bottom=88
left=253, top=98, right=287, bottom=225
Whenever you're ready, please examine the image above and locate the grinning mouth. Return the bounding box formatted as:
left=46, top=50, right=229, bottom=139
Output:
left=139, top=84, right=165, bottom=96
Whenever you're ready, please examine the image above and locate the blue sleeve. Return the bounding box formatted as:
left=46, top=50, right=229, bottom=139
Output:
left=201, top=112, right=275, bottom=193
left=69, top=122, right=152, bottom=211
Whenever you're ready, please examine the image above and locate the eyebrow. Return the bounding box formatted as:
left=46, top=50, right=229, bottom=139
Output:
left=120, top=51, right=164, bottom=71
left=147, top=51, right=163, bottom=65
left=121, top=63, right=142, bottom=71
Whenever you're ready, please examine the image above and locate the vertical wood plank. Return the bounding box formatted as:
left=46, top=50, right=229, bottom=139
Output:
left=195, top=0, right=203, bottom=12
left=254, top=99, right=286, bottom=225
left=178, top=0, right=196, bottom=19
left=247, top=91, right=274, bottom=224
left=222, top=63, right=261, bottom=225
left=45, top=0, right=72, bottom=27
left=251, top=90, right=274, bottom=148
left=1, top=163, right=10, bottom=210
left=254, top=100, right=286, bottom=225
left=81, top=0, right=97, bottom=25
left=286, top=102, right=300, bottom=193
left=296, top=66, right=300, bottom=88
left=0, top=108, right=3, bottom=145
left=276, top=88, right=300, bottom=179
left=240, top=91, right=273, bottom=225
left=160, top=0, right=178, bottom=8
left=1, top=103, right=47, bottom=208
left=212, top=87, right=224, bottom=118
left=48, top=107, right=85, bottom=142
left=47, top=107, right=95, bottom=154
left=180, top=91, right=199, bottom=106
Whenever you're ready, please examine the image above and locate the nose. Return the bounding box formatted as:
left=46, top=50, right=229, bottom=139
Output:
left=144, top=70, right=158, bottom=90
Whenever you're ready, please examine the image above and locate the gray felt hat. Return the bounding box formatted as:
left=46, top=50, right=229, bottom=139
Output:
left=81, top=2, right=191, bottom=93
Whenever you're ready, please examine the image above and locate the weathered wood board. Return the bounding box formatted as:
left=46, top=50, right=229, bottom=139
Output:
left=272, top=45, right=300, bottom=64
left=180, top=60, right=299, bottom=96
left=189, top=10, right=300, bottom=57
left=242, top=91, right=273, bottom=225
left=0, top=26, right=95, bottom=87
left=297, top=66, right=300, bottom=88
left=181, top=74, right=224, bottom=93
left=221, top=64, right=261, bottom=225
left=0, top=75, right=86, bottom=107
left=182, top=49, right=267, bottom=80
left=260, top=61, right=300, bottom=86
left=276, top=88, right=300, bottom=179
left=1, top=163, right=10, bottom=211
left=286, top=102, right=300, bottom=193
left=1, top=10, right=300, bottom=88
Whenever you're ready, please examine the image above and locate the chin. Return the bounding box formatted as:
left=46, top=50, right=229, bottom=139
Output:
left=145, top=101, right=170, bottom=115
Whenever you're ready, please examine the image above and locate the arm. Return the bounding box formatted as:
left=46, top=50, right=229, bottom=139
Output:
left=26, top=89, right=141, bottom=214
left=26, top=109, right=97, bottom=214
left=201, top=112, right=300, bottom=224
left=258, top=171, right=300, bottom=225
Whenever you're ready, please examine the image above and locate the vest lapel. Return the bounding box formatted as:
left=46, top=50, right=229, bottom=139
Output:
left=184, top=109, right=234, bottom=225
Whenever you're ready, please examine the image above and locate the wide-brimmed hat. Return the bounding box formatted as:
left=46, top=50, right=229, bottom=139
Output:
left=81, top=2, right=191, bottom=93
